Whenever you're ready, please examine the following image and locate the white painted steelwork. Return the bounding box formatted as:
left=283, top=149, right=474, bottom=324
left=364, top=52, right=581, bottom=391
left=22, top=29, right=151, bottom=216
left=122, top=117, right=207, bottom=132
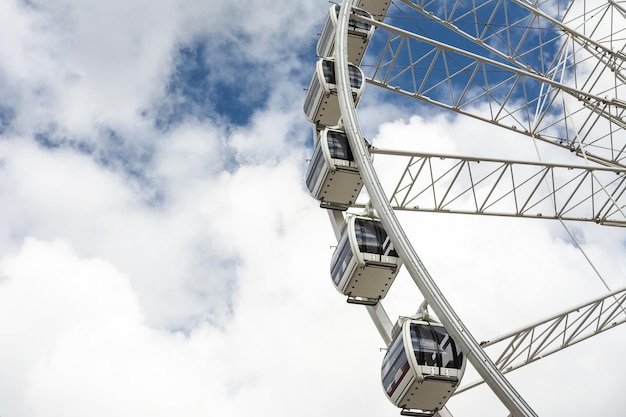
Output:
left=335, top=1, right=538, bottom=415
left=456, top=285, right=626, bottom=394
left=367, top=149, right=626, bottom=225
left=302, top=1, right=626, bottom=416
left=360, top=0, right=626, bottom=168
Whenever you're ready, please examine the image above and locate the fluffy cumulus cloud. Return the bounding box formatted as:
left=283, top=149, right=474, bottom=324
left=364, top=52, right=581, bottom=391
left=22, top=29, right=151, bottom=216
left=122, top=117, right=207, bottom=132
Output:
left=1, top=0, right=625, bottom=417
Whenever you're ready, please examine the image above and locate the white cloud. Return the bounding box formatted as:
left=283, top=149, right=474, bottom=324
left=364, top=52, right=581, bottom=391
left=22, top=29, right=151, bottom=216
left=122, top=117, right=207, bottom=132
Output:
left=0, top=224, right=389, bottom=417
left=0, top=1, right=174, bottom=135
left=0, top=0, right=322, bottom=139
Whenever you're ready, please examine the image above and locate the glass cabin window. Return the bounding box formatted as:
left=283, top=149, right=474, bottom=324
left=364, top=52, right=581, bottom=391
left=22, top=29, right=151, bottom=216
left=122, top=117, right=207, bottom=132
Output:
left=327, top=131, right=354, bottom=161
left=306, top=143, right=326, bottom=193
left=410, top=323, right=463, bottom=370
left=331, top=229, right=353, bottom=285
left=348, top=65, right=362, bottom=88
left=411, top=324, right=439, bottom=367
left=333, top=4, right=372, bottom=32
left=382, top=333, right=411, bottom=397
left=303, top=77, right=322, bottom=118
left=322, top=60, right=336, bottom=84
left=431, top=325, right=463, bottom=369
left=321, top=60, right=363, bottom=89
left=350, top=8, right=372, bottom=31
left=354, top=219, right=398, bottom=257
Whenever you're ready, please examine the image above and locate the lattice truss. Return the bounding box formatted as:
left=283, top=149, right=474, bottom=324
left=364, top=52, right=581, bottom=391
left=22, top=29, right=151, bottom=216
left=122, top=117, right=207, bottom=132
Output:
left=359, top=0, right=626, bottom=167
left=455, top=285, right=626, bottom=394
left=369, top=149, right=626, bottom=224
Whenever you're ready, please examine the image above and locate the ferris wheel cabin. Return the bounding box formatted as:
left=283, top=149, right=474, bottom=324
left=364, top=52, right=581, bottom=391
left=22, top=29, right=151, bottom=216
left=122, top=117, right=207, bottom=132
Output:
left=306, top=127, right=366, bottom=210
left=330, top=216, right=401, bottom=304
left=317, top=4, right=375, bottom=66
left=381, top=318, right=465, bottom=415
left=303, top=58, right=365, bottom=129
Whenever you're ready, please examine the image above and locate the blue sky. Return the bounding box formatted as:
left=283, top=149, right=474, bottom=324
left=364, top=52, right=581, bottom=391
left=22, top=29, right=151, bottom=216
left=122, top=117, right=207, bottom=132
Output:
left=0, top=1, right=625, bottom=417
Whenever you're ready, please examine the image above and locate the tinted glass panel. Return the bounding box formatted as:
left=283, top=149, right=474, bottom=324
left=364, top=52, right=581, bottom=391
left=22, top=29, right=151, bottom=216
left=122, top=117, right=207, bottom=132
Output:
left=306, top=143, right=325, bottom=192
left=327, top=131, right=354, bottom=161
left=330, top=229, right=353, bottom=285
left=411, top=323, right=439, bottom=367
left=354, top=219, right=398, bottom=257
left=351, top=8, right=372, bottom=30
left=410, top=323, right=463, bottom=370
left=348, top=65, right=362, bottom=88
left=303, top=78, right=321, bottom=117
left=381, top=334, right=410, bottom=397
left=431, top=325, right=463, bottom=369
left=321, top=59, right=362, bottom=89
left=333, top=4, right=372, bottom=31
left=322, top=60, right=336, bottom=84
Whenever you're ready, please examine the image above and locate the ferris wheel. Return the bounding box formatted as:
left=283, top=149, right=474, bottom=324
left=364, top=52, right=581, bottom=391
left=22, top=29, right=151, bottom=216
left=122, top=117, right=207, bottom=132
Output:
left=303, top=1, right=626, bottom=416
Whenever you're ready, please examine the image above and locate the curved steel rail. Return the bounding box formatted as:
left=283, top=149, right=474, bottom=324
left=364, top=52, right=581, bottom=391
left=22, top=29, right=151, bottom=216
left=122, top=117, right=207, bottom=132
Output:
left=335, top=1, right=538, bottom=416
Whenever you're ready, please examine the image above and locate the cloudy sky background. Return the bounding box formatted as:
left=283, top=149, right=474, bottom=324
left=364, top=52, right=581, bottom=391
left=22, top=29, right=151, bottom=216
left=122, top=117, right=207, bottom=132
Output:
left=0, top=1, right=625, bottom=416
